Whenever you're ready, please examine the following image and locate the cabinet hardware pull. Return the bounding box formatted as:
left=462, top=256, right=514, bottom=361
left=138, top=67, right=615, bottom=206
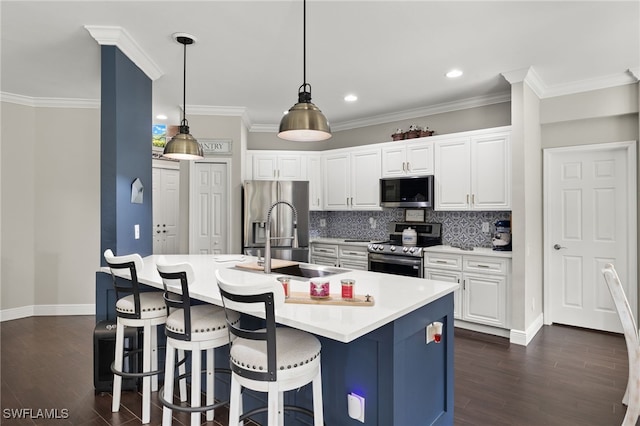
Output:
left=472, top=194, right=475, bottom=205
left=476, top=264, right=490, bottom=268
left=351, top=197, right=354, bottom=205
left=466, top=194, right=470, bottom=204
left=463, top=280, right=466, bottom=290
left=402, top=162, right=406, bottom=172
left=407, top=162, right=411, bottom=171
left=435, top=260, right=448, bottom=264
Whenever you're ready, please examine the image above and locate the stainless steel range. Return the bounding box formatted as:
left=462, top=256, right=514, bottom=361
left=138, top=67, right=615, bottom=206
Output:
left=368, top=222, right=442, bottom=277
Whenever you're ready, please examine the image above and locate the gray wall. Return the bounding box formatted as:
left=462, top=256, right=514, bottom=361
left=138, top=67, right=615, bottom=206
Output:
left=248, top=102, right=511, bottom=150
left=1, top=102, right=100, bottom=314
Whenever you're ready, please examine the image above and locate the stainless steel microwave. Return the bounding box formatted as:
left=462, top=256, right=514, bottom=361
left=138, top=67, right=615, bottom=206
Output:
left=380, top=175, right=434, bottom=208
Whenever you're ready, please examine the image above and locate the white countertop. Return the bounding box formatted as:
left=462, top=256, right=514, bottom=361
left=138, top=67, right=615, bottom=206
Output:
left=101, top=254, right=458, bottom=343
left=424, top=245, right=513, bottom=258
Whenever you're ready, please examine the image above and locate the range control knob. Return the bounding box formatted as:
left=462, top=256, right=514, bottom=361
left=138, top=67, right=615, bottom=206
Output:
left=402, top=247, right=409, bottom=252
left=409, top=247, right=415, bottom=253
left=390, top=246, right=396, bottom=252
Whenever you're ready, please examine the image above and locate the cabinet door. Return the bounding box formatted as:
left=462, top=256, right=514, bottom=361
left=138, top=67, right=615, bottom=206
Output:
left=425, top=269, right=463, bottom=319
left=340, top=259, right=368, bottom=271
left=471, top=133, right=511, bottom=210
left=252, top=154, right=279, bottom=180
left=323, top=153, right=350, bottom=210
left=381, top=145, right=408, bottom=177
left=462, top=273, right=506, bottom=327
left=350, top=148, right=381, bottom=210
left=307, top=155, right=323, bottom=211
left=277, top=154, right=303, bottom=180
left=153, top=167, right=180, bottom=254
left=310, top=255, right=338, bottom=267
left=406, top=140, right=434, bottom=176
left=434, top=138, right=471, bottom=210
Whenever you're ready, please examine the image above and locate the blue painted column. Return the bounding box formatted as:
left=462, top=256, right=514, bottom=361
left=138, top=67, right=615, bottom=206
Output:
left=99, top=45, right=153, bottom=264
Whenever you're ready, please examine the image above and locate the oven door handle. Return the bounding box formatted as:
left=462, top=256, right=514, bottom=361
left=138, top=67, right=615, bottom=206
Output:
left=368, top=253, right=423, bottom=267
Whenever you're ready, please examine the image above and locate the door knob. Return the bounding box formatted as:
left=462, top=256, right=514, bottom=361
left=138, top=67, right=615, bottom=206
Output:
left=553, top=244, right=566, bottom=250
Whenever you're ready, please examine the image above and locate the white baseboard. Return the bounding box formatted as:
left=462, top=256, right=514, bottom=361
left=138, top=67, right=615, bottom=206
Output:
left=454, top=320, right=511, bottom=338
left=509, top=313, right=544, bottom=346
left=0, top=304, right=95, bottom=322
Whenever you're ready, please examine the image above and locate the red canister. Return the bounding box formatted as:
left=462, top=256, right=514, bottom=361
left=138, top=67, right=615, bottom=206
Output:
left=341, top=279, right=355, bottom=300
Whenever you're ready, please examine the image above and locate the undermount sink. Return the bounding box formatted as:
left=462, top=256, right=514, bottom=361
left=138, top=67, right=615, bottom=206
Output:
left=234, top=263, right=349, bottom=281
left=271, top=264, right=349, bottom=280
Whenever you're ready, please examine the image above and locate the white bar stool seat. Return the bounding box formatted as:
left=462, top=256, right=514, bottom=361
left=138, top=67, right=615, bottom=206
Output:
left=216, top=269, right=324, bottom=426
left=156, top=259, right=240, bottom=426
left=104, top=249, right=167, bottom=424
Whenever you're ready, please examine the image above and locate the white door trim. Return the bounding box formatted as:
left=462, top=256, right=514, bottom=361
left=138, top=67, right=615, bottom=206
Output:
left=188, top=158, right=233, bottom=254
left=543, top=140, right=637, bottom=326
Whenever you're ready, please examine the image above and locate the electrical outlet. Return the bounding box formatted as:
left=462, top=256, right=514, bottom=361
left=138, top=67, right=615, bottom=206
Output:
left=482, top=222, right=490, bottom=233
left=134, top=224, right=140, bottom=240
left=319, top=219, right=326, bottom=228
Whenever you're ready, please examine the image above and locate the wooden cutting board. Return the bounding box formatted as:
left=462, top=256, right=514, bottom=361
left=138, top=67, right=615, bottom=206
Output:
left=285, top=291, right=374, bottom=306
left=235, top=258, right=299, bottom=271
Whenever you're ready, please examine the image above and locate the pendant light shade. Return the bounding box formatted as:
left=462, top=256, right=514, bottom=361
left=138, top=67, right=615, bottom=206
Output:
left=163, top=33, right=203, bottom=160
left=278, top=0, right=331, bottom=142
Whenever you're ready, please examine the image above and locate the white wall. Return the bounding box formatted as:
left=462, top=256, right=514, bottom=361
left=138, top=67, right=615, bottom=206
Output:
left=0, top=102, right=100, bottom=319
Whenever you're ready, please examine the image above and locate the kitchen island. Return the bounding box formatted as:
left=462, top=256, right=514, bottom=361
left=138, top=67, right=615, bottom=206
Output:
left=96, top=255, right=458, bottom=425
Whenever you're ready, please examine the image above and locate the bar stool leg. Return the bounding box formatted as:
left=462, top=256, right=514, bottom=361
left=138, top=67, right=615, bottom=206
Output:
left=190, top=345, right=201, bottom=426
left=228, top=376, right=241, bottom=426
left=178, top=349, right=187, bottom=402
left=151, top=324, right=159, bottom=392
left=278, top=391, right=284, bottom=426
left=142, top=322, right=152, bottom=424
left=206, top=348, right=214, bottom=421
left=312, top=367, right=324, bottom=425
left=162, top=342, right=176, bottom=426
left=111, top=320, right=125, bottom=412
left=267, top=383, right=279, bottom=426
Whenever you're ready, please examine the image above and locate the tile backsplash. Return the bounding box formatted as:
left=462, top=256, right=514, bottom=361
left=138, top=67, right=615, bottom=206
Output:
left=310, top=209, right=511, bottom=248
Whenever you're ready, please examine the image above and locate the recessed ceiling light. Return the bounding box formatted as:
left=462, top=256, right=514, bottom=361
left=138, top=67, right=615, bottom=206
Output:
left=344, top=94, right=358, bottom=102
left=156, top=114, right=168, bottom=120
left=446, top=69, right=463, bottom=78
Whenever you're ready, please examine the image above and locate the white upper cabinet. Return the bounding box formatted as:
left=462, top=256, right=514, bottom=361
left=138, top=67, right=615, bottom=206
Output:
left=434, top=129, right=511, bottom=211
left=307, top=154, right=323, bottom=211
left=250, top=152, right=305, bottom=180
left=323, top=147, right=382, bottom=211
left=382, top=139, right=434, bottom=177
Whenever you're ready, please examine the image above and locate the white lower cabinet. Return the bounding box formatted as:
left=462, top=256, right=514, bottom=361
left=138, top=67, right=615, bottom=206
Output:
left=425, top=251, right=510, bottom=329
left=310, top=242, right=369, bottom=271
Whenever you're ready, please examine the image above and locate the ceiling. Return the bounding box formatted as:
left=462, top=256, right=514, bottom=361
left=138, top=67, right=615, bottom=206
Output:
left=1, top=1, right=638, bottom=133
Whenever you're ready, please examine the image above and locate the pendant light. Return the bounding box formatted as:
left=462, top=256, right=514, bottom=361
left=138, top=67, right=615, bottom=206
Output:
left=278, top=0, right=331, bottom=142
left=163, top=33, right=204, bottom=160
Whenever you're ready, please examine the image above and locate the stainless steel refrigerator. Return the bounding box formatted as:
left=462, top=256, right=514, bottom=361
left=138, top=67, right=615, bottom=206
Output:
left=242, top=180, right=309, bottom=262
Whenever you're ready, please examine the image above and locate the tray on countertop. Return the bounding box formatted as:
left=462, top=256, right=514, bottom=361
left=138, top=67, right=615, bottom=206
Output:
left=285, top=291, right=374, bottom=306
left=235, top=258, right=298, bottom=271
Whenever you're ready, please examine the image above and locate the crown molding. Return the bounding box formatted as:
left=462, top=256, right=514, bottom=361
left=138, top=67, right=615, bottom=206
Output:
left=84, top=25, right=163, bottom=81
left=542, top=72, right=639, bottom=98
left=502, top=66, right=638, bottom=99
left=250, top=123, right=278, bottom=133
left=187, top=105, right=251, bottom=129
left=0, top=92, right=100, bottom=108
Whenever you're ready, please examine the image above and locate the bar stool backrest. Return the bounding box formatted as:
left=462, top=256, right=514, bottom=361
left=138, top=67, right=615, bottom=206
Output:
left=156, top=260, right=196, bottom=342
left=104, top=249, right=144, bottom=320
left=216, top=273, right=283, bottom=383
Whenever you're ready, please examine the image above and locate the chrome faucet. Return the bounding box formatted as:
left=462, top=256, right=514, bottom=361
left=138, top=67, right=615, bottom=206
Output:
left=262, top=201, right=298, bottom=274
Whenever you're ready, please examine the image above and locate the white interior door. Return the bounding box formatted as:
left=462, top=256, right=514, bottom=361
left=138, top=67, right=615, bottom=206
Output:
left=544, top=142, right=636, bottom=333
left=191, top=162, right=228, bottom=255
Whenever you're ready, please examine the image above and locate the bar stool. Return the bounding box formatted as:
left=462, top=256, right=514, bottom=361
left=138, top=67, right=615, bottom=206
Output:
left=215, top=269, right=324, bottom=426
left=103, top=249, right=167, bottom=424
left=156, top=259, right=240, bottom=426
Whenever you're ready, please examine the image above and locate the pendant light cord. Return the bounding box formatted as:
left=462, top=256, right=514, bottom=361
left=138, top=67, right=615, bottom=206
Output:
left=303, top=0, right=306, bottom=87
left=182, top=40, right=187, bottom=126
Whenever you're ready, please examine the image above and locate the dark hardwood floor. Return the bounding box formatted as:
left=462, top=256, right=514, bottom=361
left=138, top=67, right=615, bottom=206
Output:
left=0, top=315, right=632, bottom=425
